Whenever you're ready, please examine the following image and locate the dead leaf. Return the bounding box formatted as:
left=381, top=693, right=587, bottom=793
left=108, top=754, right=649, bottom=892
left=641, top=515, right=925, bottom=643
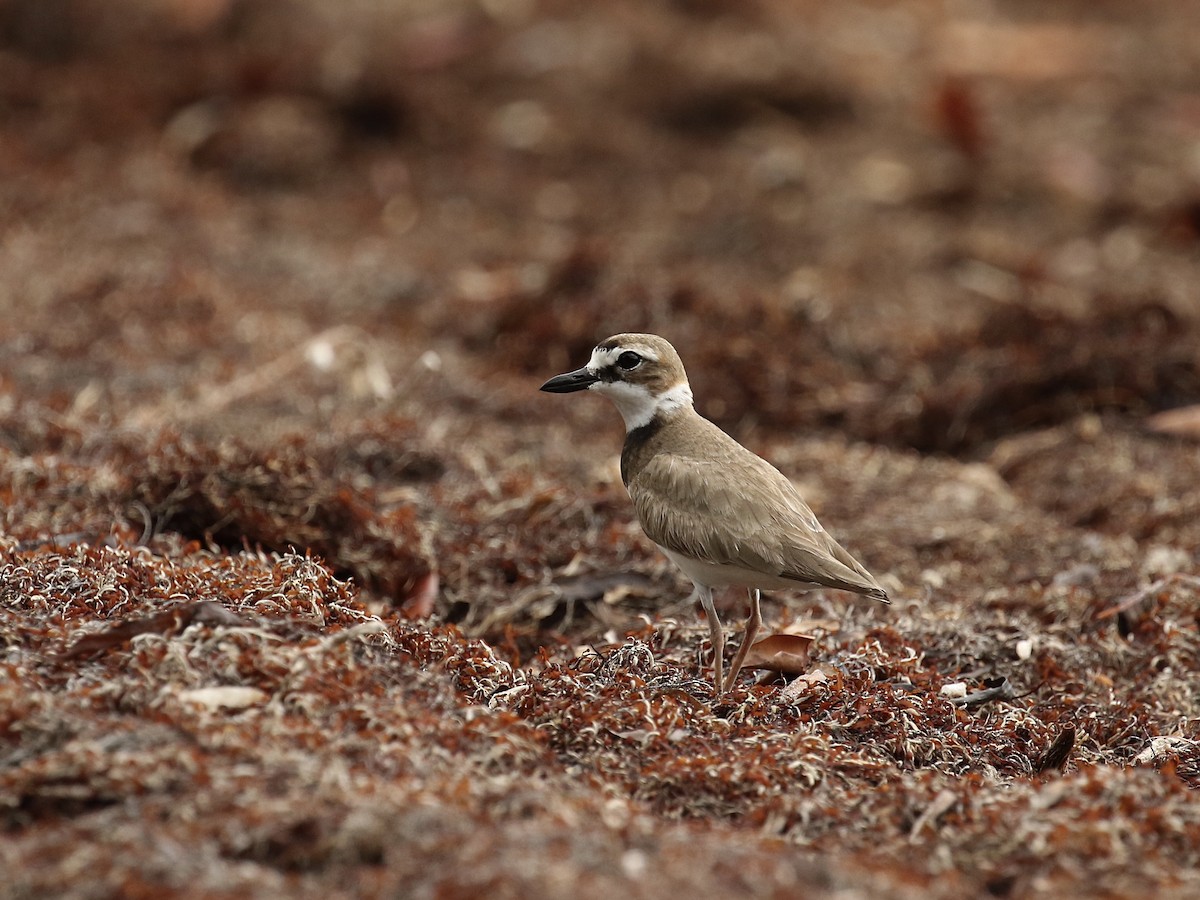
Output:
left=553, top=571, right=657, bottom=604
left=1146, top=404, right=1200, bottom=438
left=908, top=789, right=957, bottom=841
left=742, top=633, right=814, bottom=678
left=401, top=570, right=439, bottom=618
left=1096, top=575, right=1200, bottom=621
left=777, top=667, right=829, bottom=702
left=58, top=600, right=243, bottom=661
left=1134, top=736, right=1197, bottom=766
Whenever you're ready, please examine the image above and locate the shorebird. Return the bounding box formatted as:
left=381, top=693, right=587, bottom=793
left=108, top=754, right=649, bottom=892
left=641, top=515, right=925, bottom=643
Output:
left=541, top=333, right=889, bottom=693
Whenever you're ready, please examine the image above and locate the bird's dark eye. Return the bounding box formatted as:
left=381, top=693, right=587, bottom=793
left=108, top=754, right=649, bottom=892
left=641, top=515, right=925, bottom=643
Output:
left=617, top=351, right=642, bottom=370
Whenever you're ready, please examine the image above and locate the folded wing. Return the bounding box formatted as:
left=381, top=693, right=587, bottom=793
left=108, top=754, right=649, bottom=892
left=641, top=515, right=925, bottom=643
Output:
left=629, top=441, right=888, bottom=601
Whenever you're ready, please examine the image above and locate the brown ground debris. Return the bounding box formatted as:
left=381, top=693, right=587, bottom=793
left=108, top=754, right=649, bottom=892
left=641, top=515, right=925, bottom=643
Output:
left=3, top=1, right=1200, bottom=898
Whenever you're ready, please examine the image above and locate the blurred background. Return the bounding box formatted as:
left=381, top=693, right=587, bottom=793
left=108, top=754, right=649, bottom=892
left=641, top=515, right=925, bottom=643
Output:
left=3, top=0, right=1199, bottom=449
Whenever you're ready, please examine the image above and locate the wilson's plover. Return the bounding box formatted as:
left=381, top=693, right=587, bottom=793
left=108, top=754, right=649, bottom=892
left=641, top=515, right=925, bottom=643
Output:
left=541, top=333, right=889, bottom=693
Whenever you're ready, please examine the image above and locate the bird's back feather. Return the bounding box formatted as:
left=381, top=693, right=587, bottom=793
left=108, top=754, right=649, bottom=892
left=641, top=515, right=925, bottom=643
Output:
left=624, top=413, right=888, bottom=602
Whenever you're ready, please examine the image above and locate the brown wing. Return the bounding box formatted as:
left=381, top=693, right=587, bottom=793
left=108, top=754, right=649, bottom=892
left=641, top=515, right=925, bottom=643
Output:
left=628, top=439, right=887, bottom=601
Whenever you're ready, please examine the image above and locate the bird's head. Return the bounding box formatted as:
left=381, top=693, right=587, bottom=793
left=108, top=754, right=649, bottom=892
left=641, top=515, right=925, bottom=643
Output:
left=540, top=333, right=694, bottom=431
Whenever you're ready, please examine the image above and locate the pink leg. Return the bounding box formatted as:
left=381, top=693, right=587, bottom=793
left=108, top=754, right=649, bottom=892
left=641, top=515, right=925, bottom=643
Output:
left=723, top=589, right=762, bottom=692
left=696, top=584, right=723, bottom=692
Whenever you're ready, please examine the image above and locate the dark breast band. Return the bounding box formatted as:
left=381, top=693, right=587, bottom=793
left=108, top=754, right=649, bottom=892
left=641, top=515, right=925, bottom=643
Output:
left=620, top=418, right=664, bottom=486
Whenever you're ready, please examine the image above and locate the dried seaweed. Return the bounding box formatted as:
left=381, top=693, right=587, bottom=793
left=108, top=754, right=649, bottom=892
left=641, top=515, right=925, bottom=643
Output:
left=847, top=301, right=1200, bottom=455
left=2, top=1, right=1200, bottom=897
left=57, top=600, right=242, bottom=661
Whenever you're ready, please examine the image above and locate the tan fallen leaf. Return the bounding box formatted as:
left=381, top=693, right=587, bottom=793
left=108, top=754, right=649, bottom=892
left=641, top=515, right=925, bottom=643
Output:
left=58, top=601, right=243, bottom=662
left=1096, top=574, right=1200, bottom=620
left=742, top=633, right=814, bottom=678
left=909, top=789, right=958, bottom=842
left=1146, top=405, right=1200, bottom=439
left=786, top=617, right=841, bottom=635
left=178, top=686, right=268, bottom=710
left=1134, top=736, right=1197, bottom=765
left=778, top=667, right=830, bottom=703
left=401, top=570, right=439, bottom=618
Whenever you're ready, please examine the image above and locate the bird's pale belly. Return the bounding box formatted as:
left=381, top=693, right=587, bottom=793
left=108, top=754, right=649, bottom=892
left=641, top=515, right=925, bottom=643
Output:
left=657, top=545, right=817, bottom=593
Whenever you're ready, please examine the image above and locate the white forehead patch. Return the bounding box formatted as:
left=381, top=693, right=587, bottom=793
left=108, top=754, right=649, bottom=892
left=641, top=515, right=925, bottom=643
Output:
left=586, top=344, right=659, bottom=372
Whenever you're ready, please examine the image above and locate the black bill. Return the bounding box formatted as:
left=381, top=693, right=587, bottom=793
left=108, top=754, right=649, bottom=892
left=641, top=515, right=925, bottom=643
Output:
left=540, top=366, right=600, bottom=393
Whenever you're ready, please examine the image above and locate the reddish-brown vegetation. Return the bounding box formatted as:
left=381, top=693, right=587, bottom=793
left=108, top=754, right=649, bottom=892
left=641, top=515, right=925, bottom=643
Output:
left=2, top=1, right=1200, bottom=897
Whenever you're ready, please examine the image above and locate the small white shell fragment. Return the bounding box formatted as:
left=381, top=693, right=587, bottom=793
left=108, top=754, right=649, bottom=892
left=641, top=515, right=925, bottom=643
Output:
left=306, top=338, right=336, bottom=370
left=1016, top=639, right=1033, bottom=660
left=920, top=568, right=946, bottom=589
left=940, top=682, right=968, bottom=699
left=178, top=686, right=268, bottom=710
left=620, top=849, right=649, bottom=879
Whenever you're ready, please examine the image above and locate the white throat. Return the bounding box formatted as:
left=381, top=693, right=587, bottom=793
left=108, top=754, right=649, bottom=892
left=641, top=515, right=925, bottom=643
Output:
left=590, top=380, right=693, bottom=431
